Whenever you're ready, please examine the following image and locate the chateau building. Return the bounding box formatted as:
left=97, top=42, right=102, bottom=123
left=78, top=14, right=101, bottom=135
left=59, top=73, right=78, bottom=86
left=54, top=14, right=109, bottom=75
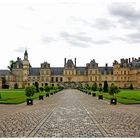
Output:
left=0, top=50, right=140, bottom=89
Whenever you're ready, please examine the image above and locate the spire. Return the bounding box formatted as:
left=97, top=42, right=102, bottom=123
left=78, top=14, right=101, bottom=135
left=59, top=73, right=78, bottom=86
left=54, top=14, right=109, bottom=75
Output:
left=24, top=49, right=28, bottom=59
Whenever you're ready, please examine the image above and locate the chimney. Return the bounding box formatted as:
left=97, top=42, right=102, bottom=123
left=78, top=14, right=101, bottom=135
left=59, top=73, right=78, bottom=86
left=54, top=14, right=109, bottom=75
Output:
left=64, top=58, right=66, bottom=66
left=129, top=58, right=131, bottom=63
left=132, top=57, right=134, bottom=61
left=75, top=58, right=76, bottom=67
left=139, top=57, right=140, bottom=60
left=105, top=63, right=108, bottom=67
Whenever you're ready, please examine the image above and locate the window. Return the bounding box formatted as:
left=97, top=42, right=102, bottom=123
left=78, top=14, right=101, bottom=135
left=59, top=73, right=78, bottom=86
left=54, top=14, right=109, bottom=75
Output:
left=45, top=83, right=48, bottom=86
left=95, top=76, right=97, bottom=81
left=95, top=70, right=97, bottom=74
left=60, top=77, right=63, bottom=82
left=56, top=77, right=58, bottom=82
left=51, top=77, right=54, bottom=82
left=124, top=71, right=126, bottom=75
left=42, top=83, right=44, bottom=86
left=90, top=70, right=92, bottom=74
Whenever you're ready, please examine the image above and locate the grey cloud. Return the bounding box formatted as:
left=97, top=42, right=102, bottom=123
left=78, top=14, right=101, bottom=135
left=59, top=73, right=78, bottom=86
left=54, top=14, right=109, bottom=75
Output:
left=15, top=47, right=27, bottom=53
left=60, top=32, right=111, bottom=47
left=110, top=32, right=140, bottom=44
left=41, top=37, right=56, bottom=43
left=108, top=3, right=140, bottom=21
left=92, top=40, right=111, bottom=44
left=71, top=16, right=115, bottom=30
left=92, top=18, right=116, bottom=30
left=60, top=32, right=91, bottom=48
left=126, top=32, right=140, bottom=43
left=108, top=3, right=140, bottom=30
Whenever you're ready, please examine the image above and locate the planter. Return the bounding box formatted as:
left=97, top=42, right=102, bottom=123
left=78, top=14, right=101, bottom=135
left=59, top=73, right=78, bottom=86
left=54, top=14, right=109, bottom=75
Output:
left=39, top=95, right=44, bottom=100
left=27, top=99, right=33, bottom=105
left=92, top=93, right=96, bottom=97
left=88, top=92, right=91, bottom=95
left=110, top=98, right=117, bottom=105
left=46, top=93, right=49, bottom=97
left=98, top=95, right=103, bottom=100
left=50, top=92, right=53, bottom=95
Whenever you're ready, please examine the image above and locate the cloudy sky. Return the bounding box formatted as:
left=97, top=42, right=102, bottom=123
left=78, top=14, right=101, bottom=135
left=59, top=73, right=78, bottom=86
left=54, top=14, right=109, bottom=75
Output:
left=0, top=0, right=140, bottom=69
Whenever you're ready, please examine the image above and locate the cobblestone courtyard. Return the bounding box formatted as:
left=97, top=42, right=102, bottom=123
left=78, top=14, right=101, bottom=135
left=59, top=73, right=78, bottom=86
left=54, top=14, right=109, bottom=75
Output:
left=0, top=89, right=140, bottom=137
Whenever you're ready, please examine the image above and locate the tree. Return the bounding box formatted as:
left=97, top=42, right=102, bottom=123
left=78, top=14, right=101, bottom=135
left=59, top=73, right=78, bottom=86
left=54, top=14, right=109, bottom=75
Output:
left=103, top=81, right=108, bottom=92
left=109, top=83, right=120, bottom=97
left=92, top=82, right=97, bottom=91
left=39, top=87, right=44, bottom=92
left=7, top=60, right=15, bottom=72
left=44, top=86, right=51, bottom=92
left=130, top=83, right=134, bottom=90
left=99, top=83, right=102, bottom=93
left=14, top=83, right=18, bottom=89
left=34, top=82, right=39, bottom=92
left=25, top=86, right=36, bottom=99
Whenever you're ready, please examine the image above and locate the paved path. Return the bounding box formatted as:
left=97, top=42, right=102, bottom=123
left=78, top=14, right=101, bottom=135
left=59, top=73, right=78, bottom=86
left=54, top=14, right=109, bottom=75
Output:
left=0, top=89, right=140, bottom=137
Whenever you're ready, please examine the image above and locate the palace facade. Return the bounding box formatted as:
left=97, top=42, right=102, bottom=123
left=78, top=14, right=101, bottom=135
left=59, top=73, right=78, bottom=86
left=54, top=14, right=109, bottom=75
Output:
left=0, top=50, right=140, bottom=89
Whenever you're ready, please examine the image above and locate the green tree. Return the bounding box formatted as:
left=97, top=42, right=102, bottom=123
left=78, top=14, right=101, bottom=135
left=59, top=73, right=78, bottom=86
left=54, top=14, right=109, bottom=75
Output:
left=34, top=82, right=39, bottom=92
left=39, top=87, right=44, bottom=92
left=25, top=86, right=36, bottom=99
left=130, top=83, right=134, bottom=90
left=92, top=82, right=97, bottom=91
left=7, top=60, right=15, bottom=72
left=109, top=83, right=120, bottom=97
left=103, top=81, right=108, bottom=92
left=14, top=83, right=18, bottom=89
left=99, top=83, right=102, bottom=93
left=44, top=86, right=51, bottom=92
left=0, top=93, right=1, bottom=99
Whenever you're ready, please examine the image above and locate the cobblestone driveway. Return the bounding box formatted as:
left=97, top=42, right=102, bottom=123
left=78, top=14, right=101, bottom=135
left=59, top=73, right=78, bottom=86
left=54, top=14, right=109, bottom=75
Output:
left=0, top=89, right=140, bottom=137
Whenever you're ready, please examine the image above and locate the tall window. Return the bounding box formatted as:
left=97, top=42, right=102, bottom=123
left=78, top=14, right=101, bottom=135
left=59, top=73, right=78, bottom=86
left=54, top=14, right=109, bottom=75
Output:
left=56, top=77, right=58, bottom=82
left=60, top=77, right=63, bottom=82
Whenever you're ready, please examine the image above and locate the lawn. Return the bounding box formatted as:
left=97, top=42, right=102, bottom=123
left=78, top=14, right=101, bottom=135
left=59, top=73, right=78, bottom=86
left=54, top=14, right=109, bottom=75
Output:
left=0, top=89, right=59, bottom=104
left=94, top=89, right=140, bottom=104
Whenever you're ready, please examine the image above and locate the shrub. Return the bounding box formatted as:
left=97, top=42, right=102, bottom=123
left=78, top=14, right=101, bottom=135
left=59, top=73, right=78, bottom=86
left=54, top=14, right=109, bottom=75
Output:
left=109, top=83, right=120, bottom=97
left=92, top=82, right=97, bottom=91
left=103, top=81, right=108, bottom=92
left=0, top=93, right=1, bottom=99
left=25, top=86, right=36, bottom=99
left=39, top=87, right=44, bottom=92
left=98, top=83, right=102, bottom=93
left=44, top=86, right=51, bottom=92
left=2, top=85, right=9, bottom=89
left=35, top=82, right=39, bottom=92
left=14, top=83, right=18, bottom=89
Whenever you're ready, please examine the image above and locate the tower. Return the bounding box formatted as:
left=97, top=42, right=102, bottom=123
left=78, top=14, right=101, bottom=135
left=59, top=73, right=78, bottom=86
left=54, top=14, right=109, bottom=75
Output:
left=24, top=49, right=28, bottom=60
left=23, top=50, right=30, bottom=84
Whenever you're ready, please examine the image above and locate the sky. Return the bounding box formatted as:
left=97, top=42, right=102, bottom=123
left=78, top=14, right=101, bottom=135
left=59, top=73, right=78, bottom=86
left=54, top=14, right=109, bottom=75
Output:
left=0, top=0, right=140, bottom=69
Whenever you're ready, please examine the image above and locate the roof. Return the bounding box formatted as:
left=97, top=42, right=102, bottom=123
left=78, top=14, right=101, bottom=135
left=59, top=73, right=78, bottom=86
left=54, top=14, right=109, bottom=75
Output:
left=99, top=67, right=113, bottom=74
left=51, top=67, right=64, bottom=75
left=29, top=68, right=40, bottom=76
left=76, top=67, right=86, bottom=75
left=0, top=70, right=10, bottom=76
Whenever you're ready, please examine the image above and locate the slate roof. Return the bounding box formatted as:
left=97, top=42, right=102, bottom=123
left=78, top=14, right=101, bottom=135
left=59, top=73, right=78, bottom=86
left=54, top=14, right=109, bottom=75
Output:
left=51, top=67, right=64, bottom=75
left=99, top=67, right=113, bottom=75
left=76, top=67, right=87, bottom=75
left=29, top=68, right=40, bottom=76
left=0, top=70, right=10, bottom=76
left=28, top=66, right=114, bottom=76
